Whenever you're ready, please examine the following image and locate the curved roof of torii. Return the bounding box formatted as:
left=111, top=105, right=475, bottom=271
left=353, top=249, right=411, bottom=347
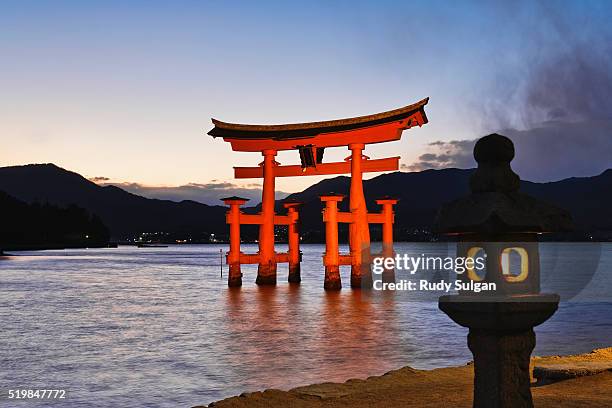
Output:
left=208, top=97, right=429, bottom=140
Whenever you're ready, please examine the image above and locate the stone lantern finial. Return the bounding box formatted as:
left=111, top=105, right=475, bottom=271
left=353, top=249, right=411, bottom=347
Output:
left=470, top=133, right=520, bottom=193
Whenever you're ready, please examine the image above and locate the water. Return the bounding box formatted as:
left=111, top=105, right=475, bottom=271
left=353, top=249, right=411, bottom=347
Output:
left=1, top=243, right=611, bottom=407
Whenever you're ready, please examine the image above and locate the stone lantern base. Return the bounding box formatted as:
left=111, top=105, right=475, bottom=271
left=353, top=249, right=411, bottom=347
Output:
left=439, top=294, right=559, bottom=408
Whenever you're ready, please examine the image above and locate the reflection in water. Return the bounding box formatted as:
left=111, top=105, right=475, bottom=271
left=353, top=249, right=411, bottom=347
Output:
left=319, top=290, right=394, bottom=377
left=223, top=284, right=402, bottom=391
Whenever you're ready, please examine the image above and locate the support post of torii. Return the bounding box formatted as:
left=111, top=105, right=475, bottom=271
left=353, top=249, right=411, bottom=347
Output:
left=377, top=197, right=399, bottom=283
left=348, top=143, right=372, bottom=288
left=256, top=149, right=278, bottom=285
left=222, top=196, right=249, bottom=287
left=284, top=201, right=302, bottom=283
left=321, top=194, right=344, bottom=290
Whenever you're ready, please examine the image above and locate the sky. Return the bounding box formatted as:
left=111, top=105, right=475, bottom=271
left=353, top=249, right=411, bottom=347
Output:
left=2, top=1, right=611, bottom=204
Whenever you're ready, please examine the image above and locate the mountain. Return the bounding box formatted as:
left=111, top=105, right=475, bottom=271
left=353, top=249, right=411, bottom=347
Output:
left=0, top=164, right=610, bottom=242
left=279, top=168, right=612, bottom=241
left=0, top=164, right=228, bottom=240
left=521, top=170, right=612, bottom=232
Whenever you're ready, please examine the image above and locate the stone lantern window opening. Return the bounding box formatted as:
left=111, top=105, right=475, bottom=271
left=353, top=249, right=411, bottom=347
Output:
left=501, top=247, right=529, bottom=282
left=466, top=246, right=486, bottom=281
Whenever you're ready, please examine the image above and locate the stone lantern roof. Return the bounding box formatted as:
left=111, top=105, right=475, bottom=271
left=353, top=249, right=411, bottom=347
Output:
left=435, top=134, right=573, bottom=234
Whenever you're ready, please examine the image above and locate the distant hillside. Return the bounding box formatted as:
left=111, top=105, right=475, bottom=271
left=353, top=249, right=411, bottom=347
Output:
left=279, top=168, right=612, bottom=241
left=521, top=170, right=612, bottom=233
left=0, top=191, right=109, bottom=250
left=0, top=164, right=610, bottom=242
left=0, top=164, right=228, bottom=240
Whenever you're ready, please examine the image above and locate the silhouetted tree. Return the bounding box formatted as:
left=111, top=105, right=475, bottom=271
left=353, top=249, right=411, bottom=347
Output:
left=0, top=190, right=110, bottom=250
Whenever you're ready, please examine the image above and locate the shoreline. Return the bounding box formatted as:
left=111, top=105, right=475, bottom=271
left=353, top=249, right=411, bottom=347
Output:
left=0, top=240, right=612, bottom=255
left=199, top=348, right=612, bottom=408
left=0, top=243, right=115, bottom=252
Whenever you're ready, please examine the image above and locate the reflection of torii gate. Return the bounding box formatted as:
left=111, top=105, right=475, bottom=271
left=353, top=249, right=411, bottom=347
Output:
left=209, top=97, right=429, bottom=289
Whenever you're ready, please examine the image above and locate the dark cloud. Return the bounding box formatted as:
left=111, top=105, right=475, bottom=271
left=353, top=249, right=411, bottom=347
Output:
left=406, top=3, right=612, bottom=181
left=482, top=45, right=612, bottom=130
left=405, top=121, right=612, bottom=182
left=98, top=181, right=288, bottom=206
left=525, top=49, right=612, bottom=123
left=479, top=2, right=612, bottom=130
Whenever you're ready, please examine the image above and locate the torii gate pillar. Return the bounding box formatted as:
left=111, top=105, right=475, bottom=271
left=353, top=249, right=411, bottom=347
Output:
left=222, top=196, right=250, bottom=287
left=348, top=143, right=372, bottom=288
left=321, top=194, right=344, bottom=290
left=256, top=149, right=278, bottom=285
left=284, top=201, right=302, bottom=283
left=377, top=197, right=399, bottom=283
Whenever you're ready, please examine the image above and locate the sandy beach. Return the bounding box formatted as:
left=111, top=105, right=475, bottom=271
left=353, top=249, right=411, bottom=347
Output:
left=201, top=348, right=612, bottom=408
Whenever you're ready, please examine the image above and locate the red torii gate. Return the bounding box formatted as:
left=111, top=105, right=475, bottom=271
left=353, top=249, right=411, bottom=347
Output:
left=209, top=97, right=429, bottom=289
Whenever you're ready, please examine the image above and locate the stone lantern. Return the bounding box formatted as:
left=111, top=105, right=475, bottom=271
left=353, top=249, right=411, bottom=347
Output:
left=436, top=134, right=573, bottom=408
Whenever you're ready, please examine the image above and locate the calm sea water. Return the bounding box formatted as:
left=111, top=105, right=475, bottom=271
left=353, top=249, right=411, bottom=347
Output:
left=1, top=243, right=611, bottom=407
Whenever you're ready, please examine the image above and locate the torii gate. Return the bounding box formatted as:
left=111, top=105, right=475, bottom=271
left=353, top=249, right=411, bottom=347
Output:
left=209, top=97, right=429, bottom=289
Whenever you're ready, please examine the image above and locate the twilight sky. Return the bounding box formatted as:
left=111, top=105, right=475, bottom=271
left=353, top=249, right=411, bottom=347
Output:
left=2, top=1, right=611, bottom=204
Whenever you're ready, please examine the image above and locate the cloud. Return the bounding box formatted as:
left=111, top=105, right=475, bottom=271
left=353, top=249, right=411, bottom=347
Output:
left=89, top=176, right=110, bottom=182
left=402, top=140, right=475, bottom=172
left=477, top=3, right=612, bottom=131
left=481, top=44, right=612, bottom=131
left=95, top=180, right=288, bottom=206
left=404, top=121, right=612, bottom=182
left=404, top=3, right=612, bottom=182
